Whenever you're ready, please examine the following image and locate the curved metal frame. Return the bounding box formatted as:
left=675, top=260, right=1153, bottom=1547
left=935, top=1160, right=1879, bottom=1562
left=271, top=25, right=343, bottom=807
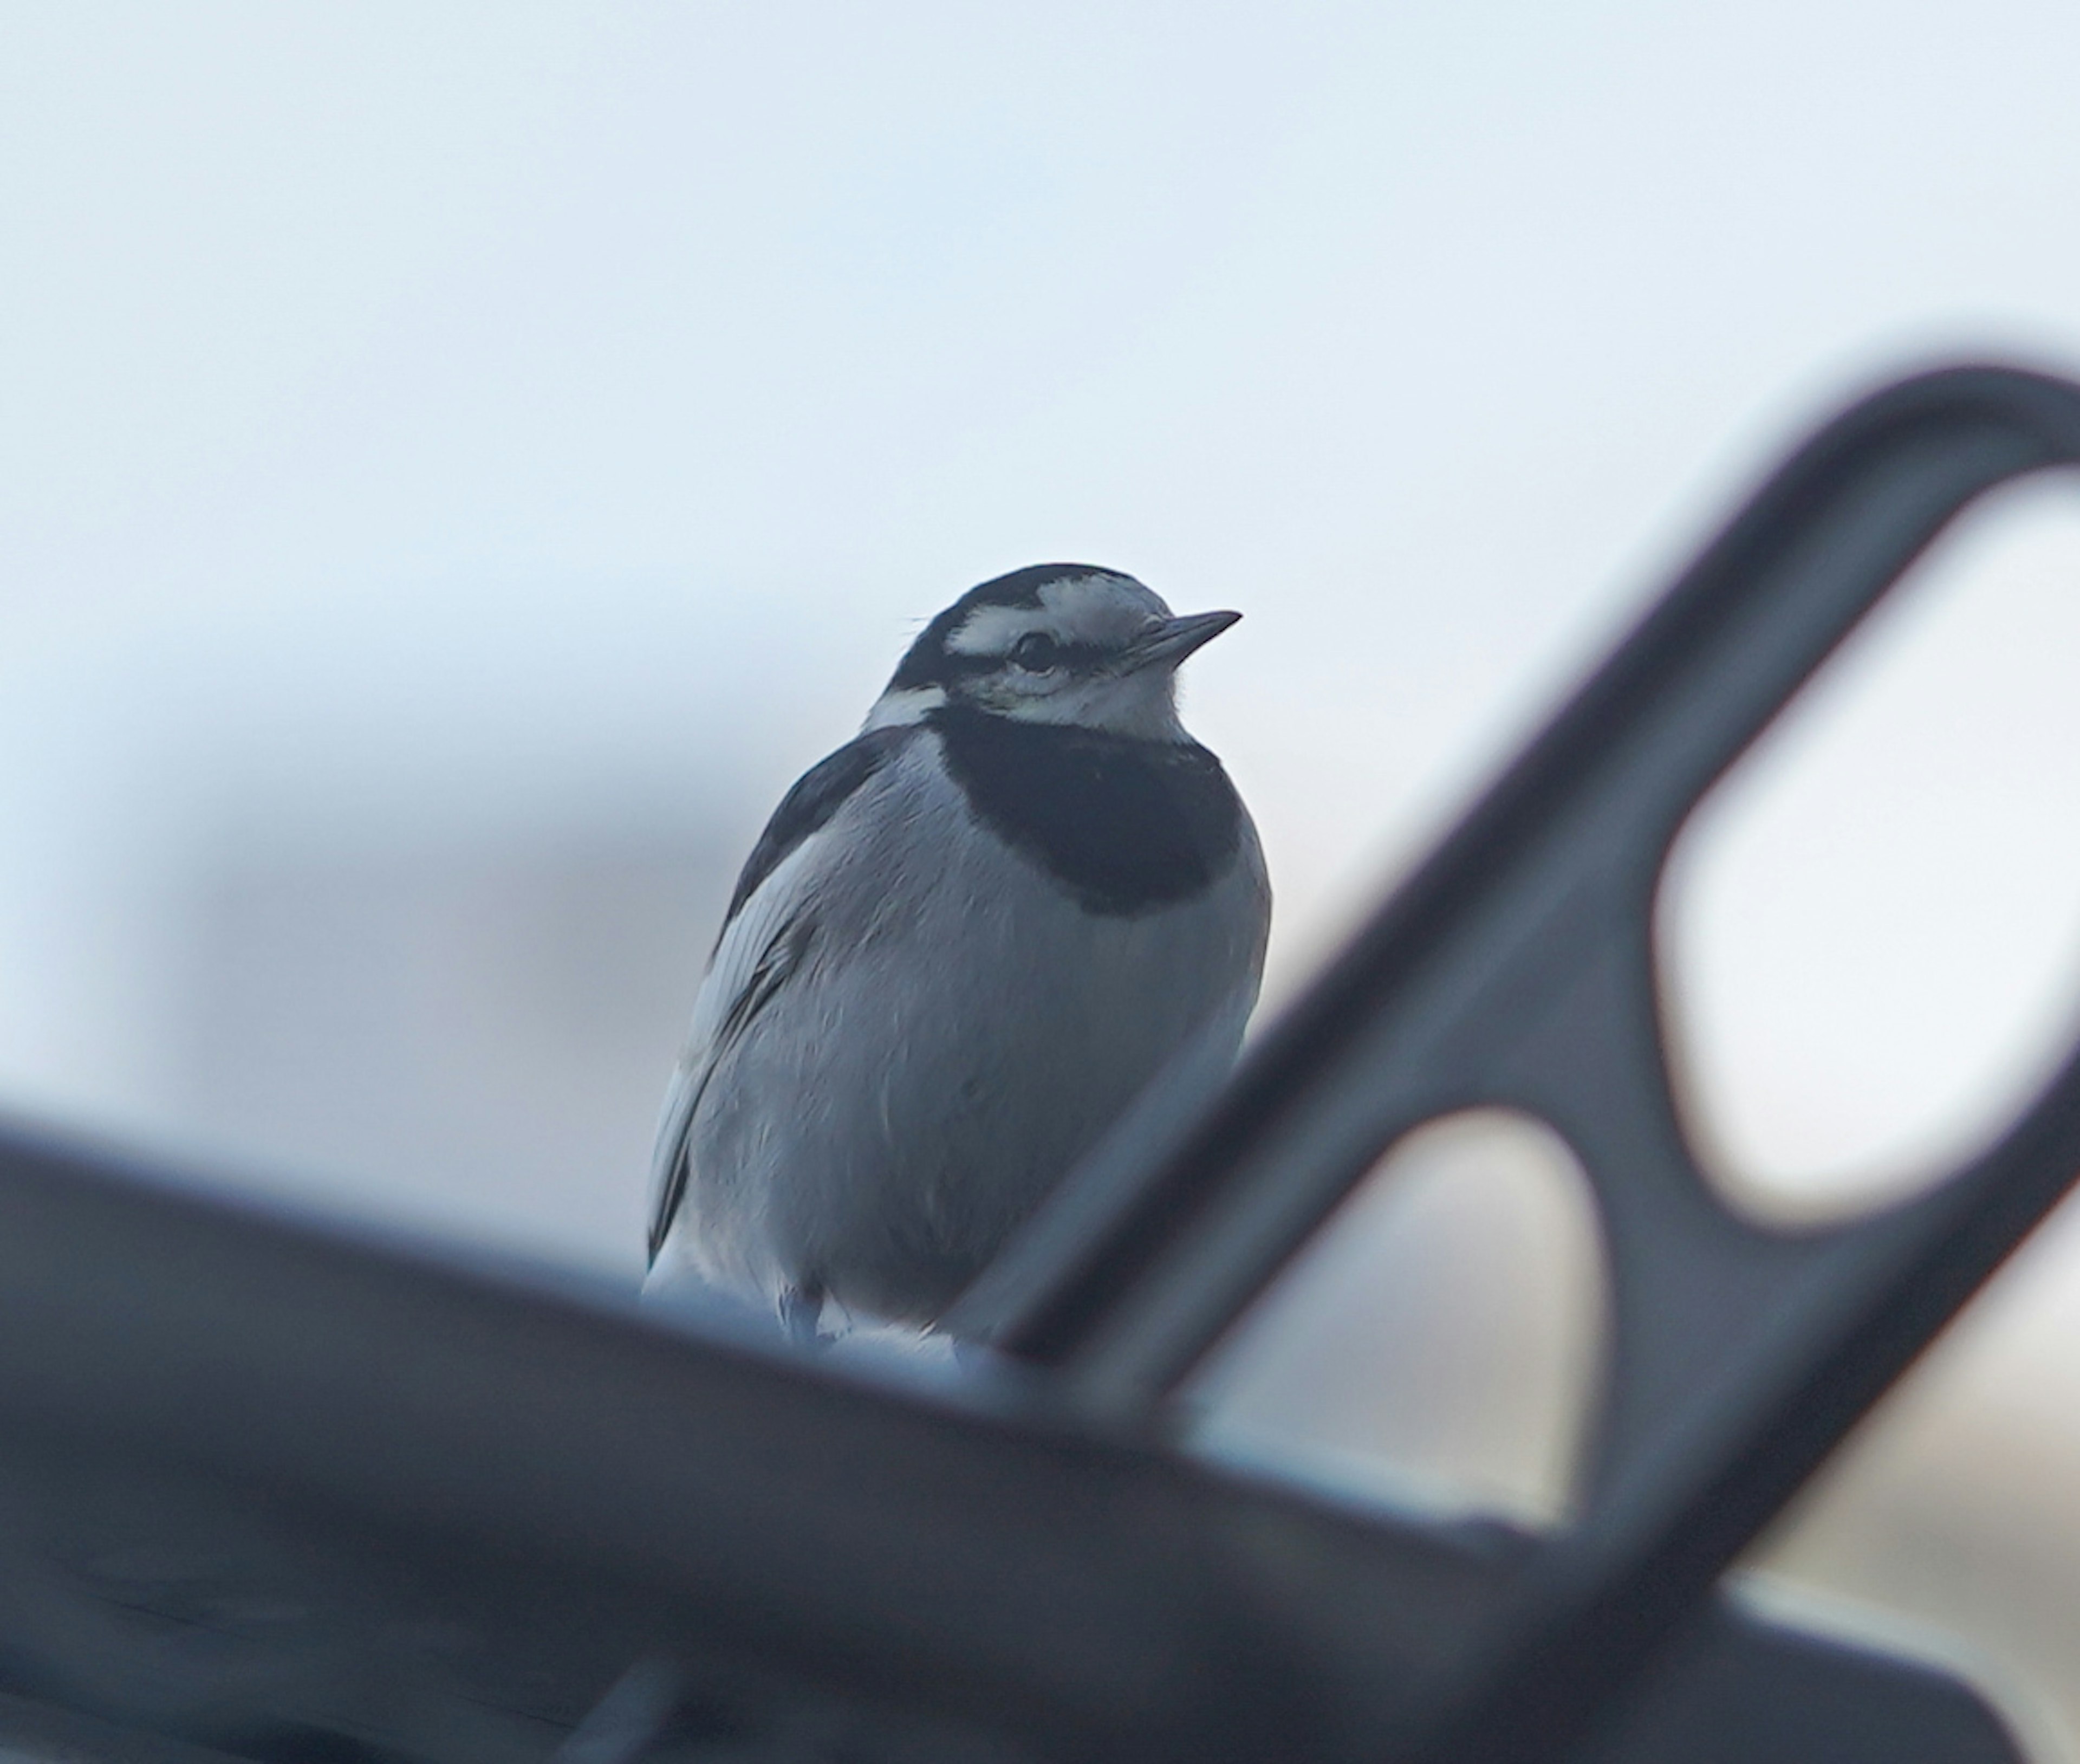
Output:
left=956, top=364, right=2080, bottom=1759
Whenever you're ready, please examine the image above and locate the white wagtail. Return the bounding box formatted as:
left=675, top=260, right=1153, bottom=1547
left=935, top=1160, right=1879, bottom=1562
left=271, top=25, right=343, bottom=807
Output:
left=643, top=565, right=1269, bottom=1340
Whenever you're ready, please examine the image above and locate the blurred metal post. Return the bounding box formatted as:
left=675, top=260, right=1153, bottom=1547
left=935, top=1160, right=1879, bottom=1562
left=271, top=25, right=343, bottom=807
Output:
left=960, top=364, right=2080, bottom=1761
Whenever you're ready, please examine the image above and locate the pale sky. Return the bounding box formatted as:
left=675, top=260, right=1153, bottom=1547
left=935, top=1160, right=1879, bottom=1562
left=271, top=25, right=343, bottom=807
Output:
left=12, top=0, right=2080, bottom=1264
left=11, top=2, right=2080, bottom=1145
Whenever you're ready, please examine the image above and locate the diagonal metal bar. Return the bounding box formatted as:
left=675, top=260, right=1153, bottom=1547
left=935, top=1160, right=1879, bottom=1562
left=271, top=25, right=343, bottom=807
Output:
left=954, top=364, right=2080, bottom=1760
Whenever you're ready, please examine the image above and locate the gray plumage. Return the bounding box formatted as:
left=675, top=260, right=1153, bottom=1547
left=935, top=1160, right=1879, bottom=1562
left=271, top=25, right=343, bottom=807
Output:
left=644, top=565, right=1269, bottom=1337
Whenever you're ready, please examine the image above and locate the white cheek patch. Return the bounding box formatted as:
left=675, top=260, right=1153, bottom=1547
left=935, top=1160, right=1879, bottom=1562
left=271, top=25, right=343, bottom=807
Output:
left=990, top=672, right=1187, bottom=742
left=860, top=685, right=946, bottom=731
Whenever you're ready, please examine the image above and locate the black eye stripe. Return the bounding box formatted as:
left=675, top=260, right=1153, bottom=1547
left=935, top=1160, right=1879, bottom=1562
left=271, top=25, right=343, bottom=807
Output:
left=918, top=638, right=1116, bottom=684
left=1009, top=638, right=1109, bottom=672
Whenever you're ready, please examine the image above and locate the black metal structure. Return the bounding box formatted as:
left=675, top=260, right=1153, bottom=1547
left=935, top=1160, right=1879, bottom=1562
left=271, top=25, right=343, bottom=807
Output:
left=3, top=364, right=2079, bottom=1763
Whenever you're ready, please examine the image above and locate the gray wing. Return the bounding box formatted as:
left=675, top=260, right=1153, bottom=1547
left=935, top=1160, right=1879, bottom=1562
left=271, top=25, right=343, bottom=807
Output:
left=645, top=887, right=813, bottom=1263
left=646, top=729, right=910, bottom=1263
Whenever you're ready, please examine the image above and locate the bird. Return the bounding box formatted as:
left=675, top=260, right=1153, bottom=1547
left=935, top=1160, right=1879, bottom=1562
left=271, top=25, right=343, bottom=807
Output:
left=642, top=563, right=1269, bottom=1341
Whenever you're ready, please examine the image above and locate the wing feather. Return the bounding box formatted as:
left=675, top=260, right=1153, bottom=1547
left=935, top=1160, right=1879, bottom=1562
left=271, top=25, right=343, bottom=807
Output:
left=646, top=727, right=911, bottom=1262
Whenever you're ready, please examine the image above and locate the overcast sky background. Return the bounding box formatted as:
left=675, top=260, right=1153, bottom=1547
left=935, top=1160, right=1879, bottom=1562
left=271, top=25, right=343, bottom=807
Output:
left=14, top=3, right=2080, bottom=1205
left=14, top=5, right=2080, bottom=1746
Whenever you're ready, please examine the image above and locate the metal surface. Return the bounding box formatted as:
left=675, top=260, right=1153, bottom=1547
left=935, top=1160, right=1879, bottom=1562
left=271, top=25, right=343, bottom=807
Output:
left=1, top=364, right=2074, bottom=1762
left=959, top=363, right=2080, bottom=1758
left=0, top=1119, right=2026, bottom=1762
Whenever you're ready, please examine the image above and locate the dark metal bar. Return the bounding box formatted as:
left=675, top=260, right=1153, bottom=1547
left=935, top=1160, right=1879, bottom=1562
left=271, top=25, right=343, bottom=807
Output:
left=956, top=364, right=2080, bottom=1759
left=0, top=1116, right=2025, bottom=1763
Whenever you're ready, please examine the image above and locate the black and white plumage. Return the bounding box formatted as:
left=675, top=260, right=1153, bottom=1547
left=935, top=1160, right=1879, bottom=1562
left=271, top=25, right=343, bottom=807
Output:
left=643, top=564, right=1269, bottom=1338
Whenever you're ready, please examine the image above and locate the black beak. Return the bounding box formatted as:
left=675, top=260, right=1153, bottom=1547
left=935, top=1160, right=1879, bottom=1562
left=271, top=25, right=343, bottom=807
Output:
left=1117, top=609, right=1242, bottom=675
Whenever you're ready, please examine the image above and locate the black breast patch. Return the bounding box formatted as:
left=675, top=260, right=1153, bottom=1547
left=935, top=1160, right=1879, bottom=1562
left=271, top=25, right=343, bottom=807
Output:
left=932, top=706, right=1244, bottom=916
left=721, top=725, right=912, bottom=933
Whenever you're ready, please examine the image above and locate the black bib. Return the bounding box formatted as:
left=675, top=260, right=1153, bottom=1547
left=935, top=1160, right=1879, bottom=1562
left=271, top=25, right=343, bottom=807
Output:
left=932, top=706, right=1243, bottom=917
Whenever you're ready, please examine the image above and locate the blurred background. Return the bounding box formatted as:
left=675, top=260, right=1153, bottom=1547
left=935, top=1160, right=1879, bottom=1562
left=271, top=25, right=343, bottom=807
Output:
left=12, top=2, right=2080, bottom=1752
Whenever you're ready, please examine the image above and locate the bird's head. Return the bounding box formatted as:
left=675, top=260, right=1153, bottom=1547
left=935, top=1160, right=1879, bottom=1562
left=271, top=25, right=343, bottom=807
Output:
left=866, top=565, right=1239, bottom=742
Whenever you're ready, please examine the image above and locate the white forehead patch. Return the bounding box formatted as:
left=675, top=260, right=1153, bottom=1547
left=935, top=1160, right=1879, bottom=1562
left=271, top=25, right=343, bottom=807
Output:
left=946, top=573, right=1172, bottom=658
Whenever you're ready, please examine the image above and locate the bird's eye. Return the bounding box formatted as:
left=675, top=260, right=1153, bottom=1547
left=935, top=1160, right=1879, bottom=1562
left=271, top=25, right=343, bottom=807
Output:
left=1010, top=632, right=1062, bottom=673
